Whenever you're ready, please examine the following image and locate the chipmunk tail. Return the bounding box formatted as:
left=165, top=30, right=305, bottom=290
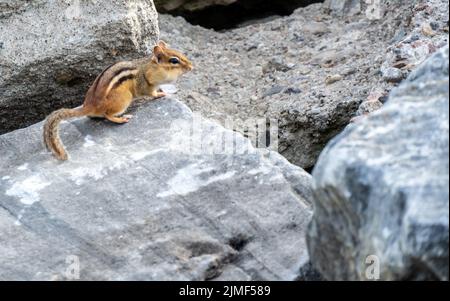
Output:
left=43, top=106, right=87, bottom=161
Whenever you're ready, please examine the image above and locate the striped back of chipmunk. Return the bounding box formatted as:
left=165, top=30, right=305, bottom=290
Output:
left=84, top=61, right=139, bottom=106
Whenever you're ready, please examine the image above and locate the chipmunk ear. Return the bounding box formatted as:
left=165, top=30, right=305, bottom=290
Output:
left=152, top=45, right=164, bottom=63
left=158, top=40, right=169, bottom=49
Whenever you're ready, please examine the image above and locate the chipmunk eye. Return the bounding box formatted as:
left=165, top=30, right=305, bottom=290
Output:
left=169, top=57, right=180, bottom=64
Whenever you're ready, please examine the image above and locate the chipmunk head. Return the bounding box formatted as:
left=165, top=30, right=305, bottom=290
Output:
left=151, top=41, right=193, bottom=83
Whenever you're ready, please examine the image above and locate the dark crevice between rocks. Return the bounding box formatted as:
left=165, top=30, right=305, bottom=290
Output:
left=304, top=165, right=315, bottom=175
left=296, top=261, right=325, bottom=281
left=227, top=233, right=251, bottom=252
left=156, top=0, right=324, bottom=31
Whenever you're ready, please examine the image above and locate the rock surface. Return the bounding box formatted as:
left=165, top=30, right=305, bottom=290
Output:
left=0, top=0, right=159, bottom=134
left=323, top=0, right=361, bottom=16
left=0, top=98, right=313, bottom=281
left=307, top=46, right=449, bottom=281
left=160, top=0, right=449, bottom=169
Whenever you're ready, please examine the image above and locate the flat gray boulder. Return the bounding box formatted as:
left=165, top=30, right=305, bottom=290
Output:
left=307, top=46, right=449, bottom=280
left=0, top=0, right=159, bottom=134
left=0, top=98, right=312, bottom=280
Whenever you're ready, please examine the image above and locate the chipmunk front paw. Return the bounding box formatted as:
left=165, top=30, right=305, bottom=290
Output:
left=152, top=91, right=167, bottom=99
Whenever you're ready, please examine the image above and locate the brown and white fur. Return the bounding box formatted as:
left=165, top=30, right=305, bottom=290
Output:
left=43, top=41, right=193, bottom=161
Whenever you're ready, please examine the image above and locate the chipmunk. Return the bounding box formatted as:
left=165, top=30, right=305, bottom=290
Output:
left=43, top=41, right=193, bottom=161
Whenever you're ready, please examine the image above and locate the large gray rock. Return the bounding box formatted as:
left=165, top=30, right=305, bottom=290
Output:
left=160, top=0, right=449, bottom=169
left=0, top=0, right=159, bottom=134
left=0, top=98, right=313, bottom=280
left=307, top=46, right=449, bottom=280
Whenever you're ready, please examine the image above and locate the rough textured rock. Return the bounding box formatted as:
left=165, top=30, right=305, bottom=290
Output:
left=0, top=98, right=313, bottom=281
left=323, top=0, right=361, bottom=16
left=159, top=0, right=449, bottom=169
left=307, top=46, right=449, bottom=281
left=381, top=0, right=449, bottom=84
left=0, top=0, right=159, bottom=134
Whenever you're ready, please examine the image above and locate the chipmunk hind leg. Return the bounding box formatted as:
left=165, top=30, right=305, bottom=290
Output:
left=105, top=115, right=131, bottom=124
left=104, top=88, right=134, bottom=124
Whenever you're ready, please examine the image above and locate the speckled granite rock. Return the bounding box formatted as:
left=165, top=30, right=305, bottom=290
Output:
left=159, top=0, right=448, bottom=169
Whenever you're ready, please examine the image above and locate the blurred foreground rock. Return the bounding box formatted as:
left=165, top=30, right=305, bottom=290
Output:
left=307, top=46, right=449, bottom=281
